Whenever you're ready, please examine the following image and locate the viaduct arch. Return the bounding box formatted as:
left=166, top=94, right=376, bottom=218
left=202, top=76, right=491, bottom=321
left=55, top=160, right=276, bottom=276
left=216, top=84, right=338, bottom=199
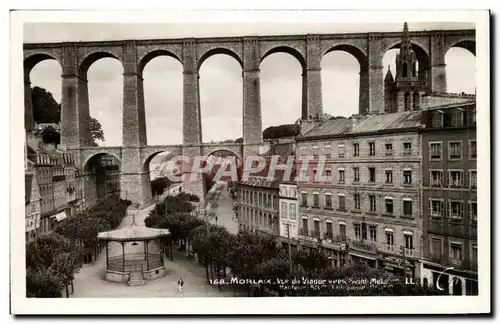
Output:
left=23, top=27, right=476, bottom=207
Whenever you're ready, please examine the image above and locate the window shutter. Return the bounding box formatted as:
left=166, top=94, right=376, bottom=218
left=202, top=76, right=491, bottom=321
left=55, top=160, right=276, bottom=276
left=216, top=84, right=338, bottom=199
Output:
left=460, top=171, right=464, bottom=186
left=447, top=202, right=451, bottom=218
left=461, top=201, right=464, bottom=217
left=428, top=200, right=432, bottom=216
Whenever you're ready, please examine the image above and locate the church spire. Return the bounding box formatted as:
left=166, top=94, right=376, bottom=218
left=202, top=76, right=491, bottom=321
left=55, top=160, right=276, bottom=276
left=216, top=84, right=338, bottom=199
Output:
left=401, top=22, right=411, bottom=51
left=384, top=65, right=394, bottom=84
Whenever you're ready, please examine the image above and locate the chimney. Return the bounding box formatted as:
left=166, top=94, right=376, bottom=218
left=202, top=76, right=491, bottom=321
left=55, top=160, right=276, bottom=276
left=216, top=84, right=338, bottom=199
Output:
left=299, top=119, right=322, bottom=136
left=43, top=142, right=57, bottom=153
left=349, top=114, right=366, bottom=131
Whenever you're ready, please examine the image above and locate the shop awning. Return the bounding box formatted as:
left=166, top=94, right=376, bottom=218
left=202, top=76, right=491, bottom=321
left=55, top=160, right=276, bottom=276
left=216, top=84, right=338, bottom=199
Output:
left=349, top=252, right=377, bottom=260
left=53, top=211, right=67, bottom=222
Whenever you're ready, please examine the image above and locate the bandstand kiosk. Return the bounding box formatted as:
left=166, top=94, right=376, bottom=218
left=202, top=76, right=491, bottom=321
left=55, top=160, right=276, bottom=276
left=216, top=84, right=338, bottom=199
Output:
left=97, top=213, right=172, bottom=286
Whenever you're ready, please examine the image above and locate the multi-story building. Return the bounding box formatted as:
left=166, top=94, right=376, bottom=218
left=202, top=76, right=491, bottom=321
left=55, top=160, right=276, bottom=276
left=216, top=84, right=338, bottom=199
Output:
left=25, top=163, right=41, bottom=243
left=237, top=172, right=280, bottom=238
left=278, top=181, right=299, bottom=253
left=94, top=155, right=121, bottom=201
left=25, top=129, right=83, bottom=238
left=295, top=112, right=423, bottom=277
left=419, top=100, right=477, bottom=295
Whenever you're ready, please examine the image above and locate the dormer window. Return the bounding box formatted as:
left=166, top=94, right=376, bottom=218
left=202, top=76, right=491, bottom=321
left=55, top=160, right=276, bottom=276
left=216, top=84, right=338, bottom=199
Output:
left=432, top=111, right=444, bottom=128
left=451, top=109, right=464, bottom=127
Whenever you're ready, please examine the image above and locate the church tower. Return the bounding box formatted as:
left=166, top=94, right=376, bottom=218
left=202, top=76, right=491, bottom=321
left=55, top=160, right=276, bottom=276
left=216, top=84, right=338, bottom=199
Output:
left=384, top=65, right=395, bottom=113
left=390, top=22, right=428, bottom=112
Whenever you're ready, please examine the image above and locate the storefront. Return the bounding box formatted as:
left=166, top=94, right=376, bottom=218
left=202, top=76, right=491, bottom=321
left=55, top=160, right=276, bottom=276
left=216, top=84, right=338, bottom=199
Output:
left=379, top=254, right=416, bottom=278
left=349, top=251, right=378, bottom=269
left=420, top=262, right=478, bottom=295
left=320, top=240, right=347, bottom=268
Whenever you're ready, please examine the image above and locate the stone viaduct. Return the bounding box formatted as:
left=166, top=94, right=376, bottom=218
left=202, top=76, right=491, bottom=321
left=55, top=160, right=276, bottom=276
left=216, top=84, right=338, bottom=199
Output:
left=23, top=27, right=475, bottom=207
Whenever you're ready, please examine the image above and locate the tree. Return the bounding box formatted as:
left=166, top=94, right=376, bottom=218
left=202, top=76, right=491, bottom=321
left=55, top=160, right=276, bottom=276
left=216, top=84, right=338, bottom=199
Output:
left=41, top=126, right=61, bottom=145
left=151, top=177, right=172, bottom=196
left=31, top=86, right=61, bottom=124
left=26, top=233, right=82, bottom=298
left=90, top=117, right=105, bottom=145
left=228, top=230, right=281, bottom=279
left=234, top=137, right=243, bottom=143
left=31, top=86, right=105, bottom=146
left=54, top=214, right=111, bottom=244
left=26, top=267, right=64, bottom=298
left=26, top=233, right=81, bottom=270
left=262, top=124, right=300, bottom=140
left=292, top=248, right=330, bottom=273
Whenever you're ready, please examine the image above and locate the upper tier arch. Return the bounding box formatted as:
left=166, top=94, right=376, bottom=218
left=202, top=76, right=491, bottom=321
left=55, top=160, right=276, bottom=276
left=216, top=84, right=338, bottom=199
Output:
left=260, top=45, right=306, bottom=69
left=137, top=48, right=183, bottom=77
left=197, top=47, right=244, bottom=72
left=322, top=43, right=369, bottom=71
left=78, top=50, right=123, bottom=79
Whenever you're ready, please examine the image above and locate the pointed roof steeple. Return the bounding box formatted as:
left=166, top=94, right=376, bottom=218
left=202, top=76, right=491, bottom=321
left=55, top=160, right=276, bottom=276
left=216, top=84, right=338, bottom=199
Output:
left=401, top=22, right=412, bottom=52
left=385, top=65, right=394, bottom=84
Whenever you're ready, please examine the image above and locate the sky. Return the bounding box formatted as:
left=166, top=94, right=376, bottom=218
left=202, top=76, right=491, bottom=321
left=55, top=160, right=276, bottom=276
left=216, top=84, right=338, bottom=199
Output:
left=25, top=22, right=476, bottom=148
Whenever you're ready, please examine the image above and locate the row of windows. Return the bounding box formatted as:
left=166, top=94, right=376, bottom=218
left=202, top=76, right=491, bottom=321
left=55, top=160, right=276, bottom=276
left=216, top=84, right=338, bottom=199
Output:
left=428, top=169, right=477, bottom=188
left=239, top=190, right=279, bottom=209
left=300, top=141, right=414, bottom=158
left=402, top=91, right=421, bottom=111
left=430, top=108, right=476, bottom=128
left=300, top=192, right=415, bottom=216
left=430, top=237, right=477, bottom=264
left=429, top=140, right=477, bottom=161
left=240, top=208, right=278, bottom=230
left=428, top=199, right=477, bottom=221
left=300, top=219, right=416, bottom=250
left=40, top=200, right=54, bottom=213
left=301, top=167, right=415, bottom=185
left=37, top=168, right=53, bottom=183
left=105, top=175, right=120, bottom=181
left=280, top=202, right=297, bottom=220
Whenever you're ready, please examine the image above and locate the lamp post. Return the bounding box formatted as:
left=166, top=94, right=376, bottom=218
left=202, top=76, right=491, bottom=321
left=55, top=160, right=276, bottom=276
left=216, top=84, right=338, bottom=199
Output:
left=286, top=222, right=293, bottom=275
left=401, top=245, right=408, bottom=296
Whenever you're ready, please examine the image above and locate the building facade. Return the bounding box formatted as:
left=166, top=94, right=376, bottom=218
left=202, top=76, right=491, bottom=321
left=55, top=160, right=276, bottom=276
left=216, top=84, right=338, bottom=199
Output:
left=25, top=168, right=41, bottom=243
left=237, top=175, right=280, bottom=238
left=278, top=183, right=300, bottom=252
left=420, top=101, right=477, bottom=295
left=295, top=113, right=423, bottom=277
left=25, top=130, right=84, bottom=239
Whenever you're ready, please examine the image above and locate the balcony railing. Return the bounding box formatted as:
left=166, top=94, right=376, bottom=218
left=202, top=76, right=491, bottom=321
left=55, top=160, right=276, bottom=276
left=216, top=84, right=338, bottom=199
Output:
left=310, top=230, right=321, bottom=239
left=299, top=228, right=309, bottom=236
left=379, top=244, right=417, bottom=258
left=404, top=248, right=416, bottom=258
left=348, top=239, right=377, bottom=254
left=323, top=233, right=346, bottom=243
left=428, top=254, right=477, bottom=271
left=428, top=220, right=477, bottom=239
left=379, top=243, right=397, bottom=254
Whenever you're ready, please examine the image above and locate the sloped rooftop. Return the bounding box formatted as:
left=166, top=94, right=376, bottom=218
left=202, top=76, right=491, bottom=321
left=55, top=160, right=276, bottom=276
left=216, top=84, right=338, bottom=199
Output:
left=301, top=111, right=424, bottom=139
left=351, top=111, right=423, bottom=133
left=98, top=224, right=171, bottom=242
left=302, top=118, right=351, bottom=137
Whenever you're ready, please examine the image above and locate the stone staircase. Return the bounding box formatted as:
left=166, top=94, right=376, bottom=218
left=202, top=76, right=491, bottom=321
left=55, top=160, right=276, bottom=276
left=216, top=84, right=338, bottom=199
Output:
left=128, top=271, right=145, bottom=286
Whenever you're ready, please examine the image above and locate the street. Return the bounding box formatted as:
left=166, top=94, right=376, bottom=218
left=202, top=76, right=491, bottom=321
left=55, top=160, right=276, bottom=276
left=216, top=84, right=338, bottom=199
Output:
left=207, top=182, right=238, bottom=235
left=70, top=199, right=234, bottom=298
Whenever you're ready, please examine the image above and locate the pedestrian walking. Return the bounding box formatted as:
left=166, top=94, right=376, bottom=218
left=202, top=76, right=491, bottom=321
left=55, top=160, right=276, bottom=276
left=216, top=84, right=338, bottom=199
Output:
left=177, top=277, right=184, bottom=293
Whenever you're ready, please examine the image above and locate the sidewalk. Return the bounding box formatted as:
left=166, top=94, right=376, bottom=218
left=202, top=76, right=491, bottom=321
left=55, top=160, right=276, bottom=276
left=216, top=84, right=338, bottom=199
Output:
left=70, top=202, right=235, bottom=298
